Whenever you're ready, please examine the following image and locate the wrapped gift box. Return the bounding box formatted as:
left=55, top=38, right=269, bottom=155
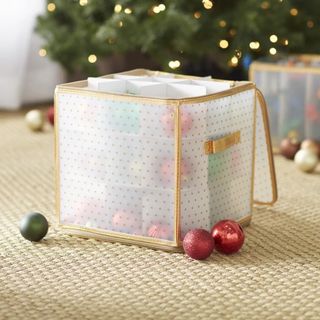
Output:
left=250, top=55, right=320, bottom=149
left=55, top=69, right=277, bottom=251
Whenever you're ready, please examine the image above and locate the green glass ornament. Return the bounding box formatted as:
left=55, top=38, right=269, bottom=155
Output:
left=208, top=153, right=224, bottom=178
left=111, top=102, right=140, bottom=134
left=19, top=212, right=49, bottom=242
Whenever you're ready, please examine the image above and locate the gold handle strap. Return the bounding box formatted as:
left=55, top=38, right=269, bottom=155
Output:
left=204, top=131, right=241, bottom=155
left=254, top=89, right=278, bottom=205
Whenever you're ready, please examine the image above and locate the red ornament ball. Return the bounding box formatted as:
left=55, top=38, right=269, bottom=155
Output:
left=211, top=220, right=245, bottom=254
left=112, top=210, right=141, bottom=233
left=147, top=223, right=172, bottom=240
left=161, top=158, right=190, bottom=184
left=279, top=138, right=300, bottom=160
left=47, top=106, right=54, bottom=126
left=183, top=229, right=215, bottom=260
left=161, top=110, right=193, bottom=136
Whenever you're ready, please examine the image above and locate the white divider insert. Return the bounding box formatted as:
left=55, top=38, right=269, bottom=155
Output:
left=166, top=83, right=207, bottom=98
left=87, top=75, right=231, bottom=98
left=151, top=77, right=190, bottom=84
left=191, top=80, right=231, bottom=94
left=113, top=74, right=150, bottom=80
left=126, top=81, right=167, bottom=97
left=87, top=77, right=126, bottom=93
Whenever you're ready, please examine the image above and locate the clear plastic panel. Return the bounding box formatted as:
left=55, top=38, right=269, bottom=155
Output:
left=251, top=71, right=281, bottom=145
left=253, top=67, right=320, bottom=146
left=305, top=74, right=320, bottom=140
left=279, top=72, right=306, bottom=140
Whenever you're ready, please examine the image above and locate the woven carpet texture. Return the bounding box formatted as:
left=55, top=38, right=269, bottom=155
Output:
left=0, top=111, right=320, bottom=320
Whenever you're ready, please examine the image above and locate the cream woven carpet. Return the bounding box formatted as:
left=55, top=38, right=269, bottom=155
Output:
left=1, top=111, right=320, bottom=320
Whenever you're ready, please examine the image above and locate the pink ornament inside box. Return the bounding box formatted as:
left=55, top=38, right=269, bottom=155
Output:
left=54, top=69, right=277, bottom=252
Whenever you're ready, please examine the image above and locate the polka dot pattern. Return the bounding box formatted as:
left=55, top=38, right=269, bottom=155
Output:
left=254, top=96, right=274, bottom=203
left=180, top=89, right=256, bottom=234
left=57, top=85, right=260, bottom=243
left=58, top=94, right=176, bottom=240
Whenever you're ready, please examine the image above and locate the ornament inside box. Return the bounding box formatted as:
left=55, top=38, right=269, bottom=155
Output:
left=55, top=69, right=277, bottom=252
left=249, top=55, right=320, bottom=151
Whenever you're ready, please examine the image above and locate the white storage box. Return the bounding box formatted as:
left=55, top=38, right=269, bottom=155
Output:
left=55, top=69, right=277, bottom=251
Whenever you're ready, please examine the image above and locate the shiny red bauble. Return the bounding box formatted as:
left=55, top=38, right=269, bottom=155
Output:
left=47, top=106, right=54, bottom=126
left=183, top=229, right=215, bottom=260
left=161, top=110, right=193, bottom=136
left=279, top=138, right=300, bottom=160
left=211, top=220, right=245, bottom=254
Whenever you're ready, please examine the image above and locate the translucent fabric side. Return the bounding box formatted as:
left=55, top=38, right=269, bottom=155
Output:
left=179, top=89, right=256, bottom=237
left=57, top=92, right=176, bottom=242
left=253, top=90, right=277, bottom=205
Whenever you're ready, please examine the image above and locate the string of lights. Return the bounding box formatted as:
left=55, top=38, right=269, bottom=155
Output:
left=38, top=1, right=319, bottom=74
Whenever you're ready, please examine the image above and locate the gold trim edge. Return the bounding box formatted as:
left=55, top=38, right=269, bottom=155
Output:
left=54, top=91, right=61, bottom=225
left=249, top=61, right=320, bottom=75
left=56, top=78, right=255, bottom=106
left=59, top=214, right=252, bottom=252
left=174, top=103, right=182, bottom=245
left=250, top=89, right=257, bottom=217
left=253, top=89, right=278, bottom=205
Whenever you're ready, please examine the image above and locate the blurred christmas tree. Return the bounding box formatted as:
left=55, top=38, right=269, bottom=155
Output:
left=36, top=0, right=320, bottom=78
